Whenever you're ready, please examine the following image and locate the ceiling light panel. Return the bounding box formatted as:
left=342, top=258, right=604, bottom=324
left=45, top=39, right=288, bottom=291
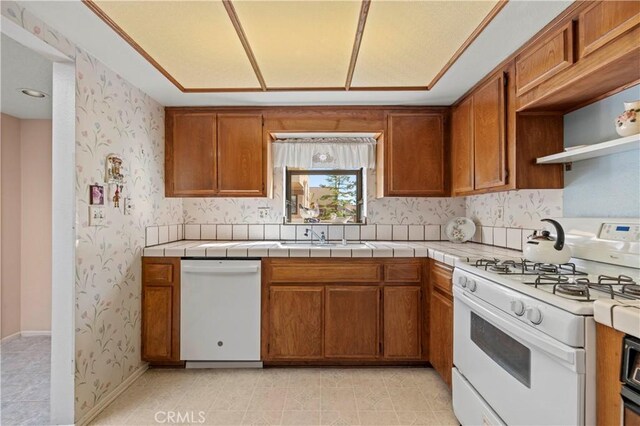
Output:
left=233, top=1, right=361, bottom=88
left=93, top=1, right=260, bottom=89
left=351, top=0, right=500, bottom=88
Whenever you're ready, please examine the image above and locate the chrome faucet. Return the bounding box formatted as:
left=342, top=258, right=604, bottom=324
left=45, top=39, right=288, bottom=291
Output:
left=304, top=228, right=327, bottom=245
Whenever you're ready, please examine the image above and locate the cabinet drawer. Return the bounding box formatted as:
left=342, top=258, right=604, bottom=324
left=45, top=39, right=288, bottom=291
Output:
left=578, top=1, right=640, bottom=58
left=431, top=261, right=453, bottom=296
left=384, top=262, right=421, bottom=282
left=143, top=263, right=173, bottom=285
left=270, top=262, right=382, bottom=283
left=516, top=22, right=574, bottom=95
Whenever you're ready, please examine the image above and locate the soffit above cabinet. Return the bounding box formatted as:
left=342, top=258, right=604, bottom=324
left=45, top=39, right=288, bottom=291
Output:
left=84, top=0, right=504, bottom=93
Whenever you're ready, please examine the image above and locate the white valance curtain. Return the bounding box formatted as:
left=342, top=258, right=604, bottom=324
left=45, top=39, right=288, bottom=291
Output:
left=272, top=137, right=377, bottom=169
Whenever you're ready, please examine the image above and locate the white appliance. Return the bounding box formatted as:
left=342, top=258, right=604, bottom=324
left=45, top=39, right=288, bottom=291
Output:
left=181, top=259, right=261, bottom=366
left=452, top=218, right=640, bottom=426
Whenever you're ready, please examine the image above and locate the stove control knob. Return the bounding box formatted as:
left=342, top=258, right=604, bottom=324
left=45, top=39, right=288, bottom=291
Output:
left=458, top=276, right=468, bottom=288
left=526, top=307, right=543, bottom=325
left=468, top=279, right=477, bottom=292
left=510, top=300, right=526, bottom=316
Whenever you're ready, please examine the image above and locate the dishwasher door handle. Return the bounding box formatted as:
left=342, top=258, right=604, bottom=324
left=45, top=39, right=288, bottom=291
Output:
left=182, top=265, right=260, bottom=275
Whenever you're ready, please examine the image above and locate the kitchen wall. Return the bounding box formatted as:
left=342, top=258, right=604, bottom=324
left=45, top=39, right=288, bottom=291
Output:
left=74, top=49, right=182, bottom=419
left=563, top=84, right=640, bottom=217
left=1, top=113, right=22, bottom=339
left=0, top=114, right=53, bottom=339
left=1, top=1, right=182, bottom=420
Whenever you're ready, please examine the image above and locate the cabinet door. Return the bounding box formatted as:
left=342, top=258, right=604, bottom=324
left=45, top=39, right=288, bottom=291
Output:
left=451, top=97, right=474, bottom=194
left=383, top=286, right=421, bottom=359
left=516, top=22, right=574, bottom=95
left=325, top=286, right=380, bottom=358
left=142, top=257, right=181, bottom=363
left=217, top=113, right=265, bottom=196
left=166, top=112, right=217, bottom=197
left=386, top=113, right=447, bottom=197
left=579, top=1, right=640, bottom=58
left=473, top=74, right=507, bottom=190
left=142, top=286, right=174, bottom=361
left=429, top=288, right=453, bottom=387
left=268, top=286, right=323, bottom=359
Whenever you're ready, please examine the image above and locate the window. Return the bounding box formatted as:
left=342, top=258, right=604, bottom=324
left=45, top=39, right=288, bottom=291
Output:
left=285, top=169, right=364, bottom=224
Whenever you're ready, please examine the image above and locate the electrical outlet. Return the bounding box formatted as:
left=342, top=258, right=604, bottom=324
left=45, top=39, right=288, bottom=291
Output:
left=493, top=206, right=504, bottom=220
left=258, top=207, right=271, bottom=219
left=89, top=206, right=106, bottom=226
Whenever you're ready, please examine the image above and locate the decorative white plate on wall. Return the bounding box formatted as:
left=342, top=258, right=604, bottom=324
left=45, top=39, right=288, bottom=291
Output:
left=444, top=217, right=476, bottom=243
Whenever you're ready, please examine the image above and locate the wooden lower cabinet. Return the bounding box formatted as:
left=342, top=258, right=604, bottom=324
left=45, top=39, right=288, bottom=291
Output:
left=428, top=260, right=454, bottom=387
left=325, top=286, right=380, bottom=359
left=384, top=286, right=422, bottom=359
left=142, top=257, right=182, bottom=365
left=268, top=286, right=324, bottom=360
left=262, top=258, right=427, bottom=364
left=596, top=322, right=625, bottom=426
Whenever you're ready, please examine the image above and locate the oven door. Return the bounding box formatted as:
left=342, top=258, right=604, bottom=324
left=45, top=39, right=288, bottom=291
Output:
left=453, top=287, right=586, bottom=426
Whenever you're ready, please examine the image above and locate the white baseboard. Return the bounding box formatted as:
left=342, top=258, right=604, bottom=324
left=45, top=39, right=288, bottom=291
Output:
left=21, top=330, right=52, bottom=337
left=76, top=362, right=148, bottom=426
left=0, top=331, right=22, bottom=344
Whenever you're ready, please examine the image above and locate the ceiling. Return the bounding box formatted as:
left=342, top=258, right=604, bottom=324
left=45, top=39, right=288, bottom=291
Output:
left=22, top=0, right=573, bottom=106
left=86, top=0, right=502, bottom=92
left=0, top=33, right=53, bottom=119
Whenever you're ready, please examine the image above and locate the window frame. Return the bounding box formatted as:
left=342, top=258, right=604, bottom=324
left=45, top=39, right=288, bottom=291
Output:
left=285, top=168, right=363, bottom=224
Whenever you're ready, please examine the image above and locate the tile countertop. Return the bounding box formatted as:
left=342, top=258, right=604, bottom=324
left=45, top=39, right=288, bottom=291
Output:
left=143, top=240, right=522, bottom=267
left=594, top=299, right=640, bottom=339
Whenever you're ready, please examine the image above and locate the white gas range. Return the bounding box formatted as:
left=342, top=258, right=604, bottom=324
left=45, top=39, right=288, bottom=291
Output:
left=451, top=218, right=640, bottom=426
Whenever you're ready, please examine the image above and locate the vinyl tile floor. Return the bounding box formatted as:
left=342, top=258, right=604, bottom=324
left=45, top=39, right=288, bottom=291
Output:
left=1, top=336, right=51, bottom=426
left=91, top=367, right=459, bottom=426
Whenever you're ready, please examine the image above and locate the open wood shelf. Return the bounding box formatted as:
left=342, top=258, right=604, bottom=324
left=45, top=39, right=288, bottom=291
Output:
left=537, top=134, right=640, bottom=164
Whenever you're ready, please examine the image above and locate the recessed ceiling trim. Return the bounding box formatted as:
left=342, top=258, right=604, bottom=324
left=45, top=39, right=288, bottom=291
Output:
left=222, top=0, right=267, bottom=91
left=82, top=0, right=186, bottom=92
left=345, top=0, right=371, bottom=91
left=426, top=0, right=509, bottom=90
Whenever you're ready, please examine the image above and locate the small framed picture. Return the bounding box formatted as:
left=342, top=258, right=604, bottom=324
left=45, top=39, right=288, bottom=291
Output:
left=90, top=184, right=104, bottom=205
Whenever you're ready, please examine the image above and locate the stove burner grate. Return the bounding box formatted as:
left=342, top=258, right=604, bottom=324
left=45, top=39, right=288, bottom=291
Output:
left=622, top=284, right=640, bottom=297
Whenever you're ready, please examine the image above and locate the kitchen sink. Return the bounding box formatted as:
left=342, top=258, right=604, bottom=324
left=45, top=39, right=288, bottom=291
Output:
left=278, top=242, right=372, bottom=249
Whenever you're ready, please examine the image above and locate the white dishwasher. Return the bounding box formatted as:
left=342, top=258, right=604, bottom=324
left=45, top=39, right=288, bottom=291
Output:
left=181, top=259, right=261, bottom=366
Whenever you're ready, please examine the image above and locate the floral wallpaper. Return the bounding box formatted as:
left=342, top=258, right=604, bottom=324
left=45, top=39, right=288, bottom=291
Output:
left=184, top=169, right=467, bottom=225
left=466, top=189, right=563, bottom=229
left=1, top=1, right=75, bottom=59
left=74, top=50, right=182, bottom=419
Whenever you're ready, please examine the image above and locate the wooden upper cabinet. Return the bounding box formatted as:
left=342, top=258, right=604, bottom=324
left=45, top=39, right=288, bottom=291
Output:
left=268, top=286, right=324, bottom=360
left=383, top=286, right=421, bottom=359
left=516, top=22, right=574, bottom=95
left=325, top=286, right=380, bottom=359
left=473, top=73, right=507, bottom=190
left=451, top=97, right=474, bottom=195
left=386, top=112, right=447, bottom=197
left=217, top=113, right=265, bottom=196
left=165, top=110, right=266, bottom=197
left=578, top=1, right=640, bottom=58
left=166, top=112, right=217, bottom=197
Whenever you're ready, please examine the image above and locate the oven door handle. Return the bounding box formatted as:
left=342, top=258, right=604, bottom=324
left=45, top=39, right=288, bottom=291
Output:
left=454, top=287, right=579, bottom=367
